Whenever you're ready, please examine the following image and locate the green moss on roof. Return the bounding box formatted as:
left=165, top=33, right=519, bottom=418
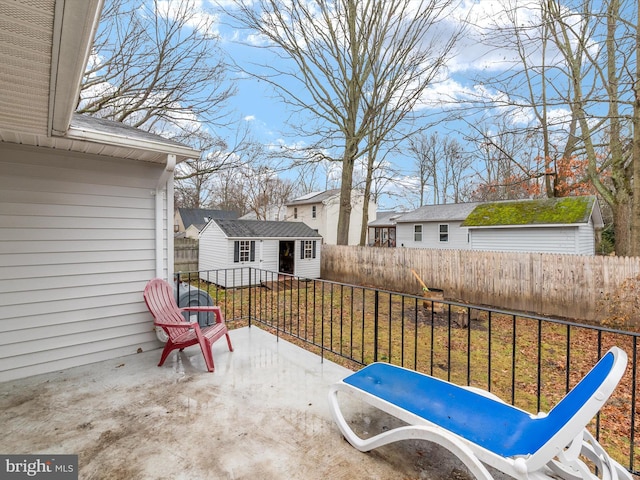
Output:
left=461, top=196, right=594, bottom=227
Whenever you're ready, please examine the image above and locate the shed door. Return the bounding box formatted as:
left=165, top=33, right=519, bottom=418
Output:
left=279, top=240, right=295, bottom=274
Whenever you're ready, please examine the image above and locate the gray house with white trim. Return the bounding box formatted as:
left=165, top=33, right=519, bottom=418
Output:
left=0, top=1, right=198, bottom=382
left=199, top=219, right=323, bottom=287
left=395, top=203, right=480, bottom=249
left=391, top=197, right=603, bottom=255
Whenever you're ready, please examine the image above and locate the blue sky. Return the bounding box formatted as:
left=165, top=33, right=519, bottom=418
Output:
left=147, top=0, right=590, bottom=209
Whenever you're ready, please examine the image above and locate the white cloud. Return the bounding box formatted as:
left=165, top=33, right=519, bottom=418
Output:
left=156, top=0, right=221, bottom=37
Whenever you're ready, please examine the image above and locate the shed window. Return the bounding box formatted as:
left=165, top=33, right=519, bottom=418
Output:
left=234, top=240, right=255, bottom=263
left=300, top=240, right=317, bottom=259
left=414, top=225, right=423, bottom=242
left=439, top=224, right=449, bottom=242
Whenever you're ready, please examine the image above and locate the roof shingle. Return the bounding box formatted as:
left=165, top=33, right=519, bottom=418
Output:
left=213, top=220, right=322, bottom=239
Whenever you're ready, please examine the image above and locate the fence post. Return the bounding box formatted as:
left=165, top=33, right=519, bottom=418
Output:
left=374, top=290, right=379, bottom=363
left=248, top=268, right=253, bottom=327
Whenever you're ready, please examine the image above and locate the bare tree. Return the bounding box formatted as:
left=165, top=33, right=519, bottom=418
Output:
left=242, top=168, right=295, bottom=220
left=634, top=0, right=640, bottom=255
left=79, top=0, right=235, bottom=144
left=174, top=122, right=261, bottom=208
left=407, top=132, right=472, bottom=205
left=222, top=0, right=463, bottom=244
left=544, top=0, right=636, bottom=255
left=471, top=0, right=637, bottom=254
left=408, top=132, right=438, bottom=206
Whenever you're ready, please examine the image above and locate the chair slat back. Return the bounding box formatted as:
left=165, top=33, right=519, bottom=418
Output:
left=143, top=278, right=191, bottom=338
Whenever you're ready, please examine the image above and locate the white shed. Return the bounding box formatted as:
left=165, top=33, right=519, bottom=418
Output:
left=461, top=196, right=604, bottom=255
left=199, top=219, right=323, bottom=287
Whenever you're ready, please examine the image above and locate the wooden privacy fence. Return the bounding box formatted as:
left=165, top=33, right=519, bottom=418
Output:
left=174, top=238, right=198, bottom=273
left=321, top=245, right=640, bottom=327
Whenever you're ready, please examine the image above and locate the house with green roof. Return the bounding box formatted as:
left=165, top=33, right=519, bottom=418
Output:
left=461, top=196, right=603, bottom=255
left=389, top=196, right=603, bottom=255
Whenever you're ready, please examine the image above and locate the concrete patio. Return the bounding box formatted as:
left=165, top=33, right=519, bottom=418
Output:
left=0, top=326, right=508, bottom=480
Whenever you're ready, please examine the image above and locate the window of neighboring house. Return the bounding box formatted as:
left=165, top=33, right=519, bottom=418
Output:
left=300, top=240, right=317, bottom=259
left=294, top=207, right=298, bottom=219
left=234, top=240, right=256, bottom=263
left=439, top=224, right=449, bottom=242
left=414, top=225, right=423, bottom=242
left=312, top=205, right=317, bottom=218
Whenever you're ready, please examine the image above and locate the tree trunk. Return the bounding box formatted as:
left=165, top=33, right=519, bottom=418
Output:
left=359, top=152, right=375, bottom=246
left=337, top=140, right=357, bottom=245
left=632, top=0, right=640, bottom=256
left=613, top=196, right=632, bottom=256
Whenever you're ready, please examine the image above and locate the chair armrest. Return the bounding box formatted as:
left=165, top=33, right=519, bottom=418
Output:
left=154, top=321, right=198, bottom=329
left=183, top=306, right=220, bottom=312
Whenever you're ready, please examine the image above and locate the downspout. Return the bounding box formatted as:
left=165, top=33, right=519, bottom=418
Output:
left=155, top=154, right=176, bottom=280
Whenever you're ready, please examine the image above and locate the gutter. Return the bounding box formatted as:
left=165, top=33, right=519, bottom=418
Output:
left=155, top=154, right=176, bottom=280
left=465, top=223, right=588, bottom=229
left=66, top=124, right=200, bottom=161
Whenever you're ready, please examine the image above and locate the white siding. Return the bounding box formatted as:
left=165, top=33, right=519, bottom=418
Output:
left=323, top=201, right=340, bottom=244
left=469, top=226, right=581, bottom=254
left=260, top=240, right=279, bottom=272
left=287, top=193, right=375, bottom=246
left=294, top=240, right=321, bottom=279
left=397, top=221, right=470, bottom=250
left=0, top=144, right=167, bottom=382
left=294, top=204, right=324, bottom=239
left=199, top=224, right=280, bottom=287
left=198, top=222, right=229, bottom=273
left=577, top=220, right=596, bottom=255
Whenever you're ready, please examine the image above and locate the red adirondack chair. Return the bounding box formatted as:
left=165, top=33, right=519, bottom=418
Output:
left=143, top=278, right=233, bottom=372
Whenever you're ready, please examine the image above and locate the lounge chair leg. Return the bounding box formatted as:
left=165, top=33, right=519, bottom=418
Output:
left=328, top=387, right=494, bottom=480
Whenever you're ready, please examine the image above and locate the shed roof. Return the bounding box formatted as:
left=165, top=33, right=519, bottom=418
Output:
left=211, top=220, right=323, bottom=239
left=396, top=203, right=481, bottom=223
left=461, top=196, right=601, bottom=227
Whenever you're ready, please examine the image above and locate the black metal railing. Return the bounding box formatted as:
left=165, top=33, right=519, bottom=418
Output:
left=176, top=268, right=640, bottom=474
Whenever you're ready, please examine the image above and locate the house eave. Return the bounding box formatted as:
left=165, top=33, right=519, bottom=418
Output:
left=65, top=123, right=200, bottom=162
left=48, top=0, right=104, bottom=137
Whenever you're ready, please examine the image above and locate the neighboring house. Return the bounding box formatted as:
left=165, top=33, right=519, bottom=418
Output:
left=199, top=219, right=323, bottom=287
left=391, top=196, right=603, bottom=255
left=368, top=211, right=403, bottom=247
left=461, top=196, right=604, bottom=255
left=395, top=203, right=481, bottom=250
left=239, top=205, right=287, bottom=221
left=0, top=1, right=199, bottom=382
left=174, top=207, right=238, bottom=238
left=285, top=189, right=377, bottom=245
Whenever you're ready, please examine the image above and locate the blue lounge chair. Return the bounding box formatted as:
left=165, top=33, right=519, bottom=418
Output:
left=328, top=347, right=631, bottom=479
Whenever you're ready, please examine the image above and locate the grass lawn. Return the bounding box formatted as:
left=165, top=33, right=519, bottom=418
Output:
left=199, top=278, right=638, bottom=470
